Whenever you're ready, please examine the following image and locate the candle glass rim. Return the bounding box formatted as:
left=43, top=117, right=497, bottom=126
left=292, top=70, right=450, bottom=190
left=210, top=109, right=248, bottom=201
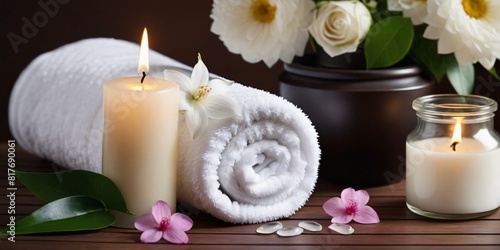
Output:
left=413, top=94, right=497, bottom=123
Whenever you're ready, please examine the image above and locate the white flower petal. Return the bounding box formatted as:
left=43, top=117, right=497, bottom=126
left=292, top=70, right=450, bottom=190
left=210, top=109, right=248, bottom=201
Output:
left=387, top=0, right=403, bottom=11
left=191, top=55, right=209, bottom=88
left=179, top=91, right=194, bottom=111
left=164, top=69, right=193, bottom=93
left=403, top=2, right=427, bottom=25
left=436, top=30, right=456, bottom=54
left=454, top=47, right=476, bottom=66
left=423, top=25, right=440, bottom=40
left=387, top=1, right=428, bottom=25
left=185, top=106, right=208, bottom=139
left=479, top=57, right=496, bottom=71
left=203, top=94, right=241, bottom=119
left=207, top=78, right=232, bottom=95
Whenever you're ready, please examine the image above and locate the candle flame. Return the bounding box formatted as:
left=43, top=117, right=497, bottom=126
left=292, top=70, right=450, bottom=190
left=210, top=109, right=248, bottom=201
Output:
left=451, top=122, right=462, bottom=144
left=138, top=28, right=149, bottom=73
left=450, top=121, right=462, bottom=151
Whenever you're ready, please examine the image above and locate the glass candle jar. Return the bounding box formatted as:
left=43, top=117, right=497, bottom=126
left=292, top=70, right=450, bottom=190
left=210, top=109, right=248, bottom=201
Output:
left=406, top=94, right=500, bottom=219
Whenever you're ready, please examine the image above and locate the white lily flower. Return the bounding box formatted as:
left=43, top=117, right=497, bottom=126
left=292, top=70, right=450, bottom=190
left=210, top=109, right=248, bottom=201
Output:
left=164, top=54, right=241, bottom=139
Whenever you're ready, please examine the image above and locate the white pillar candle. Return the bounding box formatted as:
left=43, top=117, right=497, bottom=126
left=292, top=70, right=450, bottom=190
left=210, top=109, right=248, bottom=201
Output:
left=102, top=28, right=179, bottom=228
left=406, top=137, right=500, bottom=216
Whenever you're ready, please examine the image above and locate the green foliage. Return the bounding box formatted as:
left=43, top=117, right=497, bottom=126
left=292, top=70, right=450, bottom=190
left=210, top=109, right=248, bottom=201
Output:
left=16, top=170, right=131, bottom=214
left=1, top=170, right=132, bottom=235
left=363, top=15, right=487, bottom=94
left=365, top=16, right=414, bottom=69
left=0, top=196, right=115, bottom=235
left=409, top=25, right=447, bottom=82
left=446, top=56, right=475, bottom=95
left=489, top=66, right=499, bottom=80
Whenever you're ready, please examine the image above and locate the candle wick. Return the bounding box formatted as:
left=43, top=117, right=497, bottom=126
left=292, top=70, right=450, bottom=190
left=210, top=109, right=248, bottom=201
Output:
left=140, top=72, right=146, bottom=83
left=450, top=141, right=459, bottom=152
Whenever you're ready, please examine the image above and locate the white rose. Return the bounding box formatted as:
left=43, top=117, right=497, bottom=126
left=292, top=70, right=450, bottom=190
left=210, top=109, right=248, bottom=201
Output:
left=309, top=1, right=372, bottom=58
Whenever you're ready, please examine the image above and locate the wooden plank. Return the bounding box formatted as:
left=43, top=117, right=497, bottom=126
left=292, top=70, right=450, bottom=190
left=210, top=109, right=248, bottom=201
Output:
left=6, top=233, right=500, bottom=245
left=0, top=203, right=497, bottom=224
left=3, top=211, right=499, bottom=235
left=184, top=220, right=500, bottom=235
left=313, top=178, right=406, bottom=197
left=292, top=206, right=416, bottom=220
left=2, top=241, right=499, bottom=250
left=1, top=221, right=500, bottom=246
left=304, top=196, right=407, bottom=206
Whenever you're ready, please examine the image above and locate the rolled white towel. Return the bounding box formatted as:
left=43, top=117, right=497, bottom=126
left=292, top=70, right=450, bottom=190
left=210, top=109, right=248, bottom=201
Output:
left=9, top=38, right=320, bottom=224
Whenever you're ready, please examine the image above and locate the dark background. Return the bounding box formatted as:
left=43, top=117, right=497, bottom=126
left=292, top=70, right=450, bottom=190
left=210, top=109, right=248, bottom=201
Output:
left=1, top=0, right=499, bottom=141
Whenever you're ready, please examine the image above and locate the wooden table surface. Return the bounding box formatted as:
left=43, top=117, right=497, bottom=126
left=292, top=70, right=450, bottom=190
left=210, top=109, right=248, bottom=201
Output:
left=1, top=144, right=499, bottom=249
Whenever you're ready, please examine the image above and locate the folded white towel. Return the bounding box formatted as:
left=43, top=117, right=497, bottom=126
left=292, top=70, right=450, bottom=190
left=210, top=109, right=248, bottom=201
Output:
left=9, top=38, right=320, bottom=224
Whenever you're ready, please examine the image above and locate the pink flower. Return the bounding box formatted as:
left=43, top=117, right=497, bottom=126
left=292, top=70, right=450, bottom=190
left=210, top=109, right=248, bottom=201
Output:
left=323, top=188, right=380, bottom=224
left=134, top=200, right=193, bottom=244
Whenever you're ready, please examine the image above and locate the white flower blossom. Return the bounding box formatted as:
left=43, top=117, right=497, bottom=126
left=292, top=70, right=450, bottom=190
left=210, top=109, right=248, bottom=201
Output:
left=309, top=1, right=372, bottom=58
left=164, top=54, right=240, bottom=139
left=210, top=0, right=315, bottom=67
left=423, top=0, right=500, bottom=69
left=388, top=0, right=428, bottom=25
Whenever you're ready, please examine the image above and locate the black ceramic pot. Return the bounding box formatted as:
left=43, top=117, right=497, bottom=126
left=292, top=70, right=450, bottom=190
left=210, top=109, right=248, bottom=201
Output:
left=279, top=55, right=434, bottom=187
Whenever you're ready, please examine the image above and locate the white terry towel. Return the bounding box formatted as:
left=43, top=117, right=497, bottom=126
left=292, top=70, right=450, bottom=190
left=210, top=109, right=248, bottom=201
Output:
left=9, top=38, right=320, bottom=224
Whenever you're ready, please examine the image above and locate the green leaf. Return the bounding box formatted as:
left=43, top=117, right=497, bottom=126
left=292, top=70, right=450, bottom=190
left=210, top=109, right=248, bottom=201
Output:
left=0, top=196, right=115, bottom=235
left=489, top=66, right=500, bottom=80
left=446, top=55, right=475, bottom=94
left=409, top=25, right=447, bottom=82
left=16, top=170, right=132, bottom=214
left=365, top=16, right=414, bottom=69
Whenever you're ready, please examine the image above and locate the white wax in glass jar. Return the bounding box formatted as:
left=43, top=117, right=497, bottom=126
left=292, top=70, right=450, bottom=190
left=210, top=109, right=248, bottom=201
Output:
left=406, top=137, right=500, bottom=215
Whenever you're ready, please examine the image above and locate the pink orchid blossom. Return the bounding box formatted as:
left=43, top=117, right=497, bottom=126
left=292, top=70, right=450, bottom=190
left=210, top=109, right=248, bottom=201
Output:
left=323, top=187, right=380, bottom=224
left=134, top=200, right=193, bottom=244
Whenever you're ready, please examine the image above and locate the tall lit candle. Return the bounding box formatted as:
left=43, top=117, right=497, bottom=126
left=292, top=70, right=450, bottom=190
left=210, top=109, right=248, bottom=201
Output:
left=102, top=28, right=179, bottom=228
